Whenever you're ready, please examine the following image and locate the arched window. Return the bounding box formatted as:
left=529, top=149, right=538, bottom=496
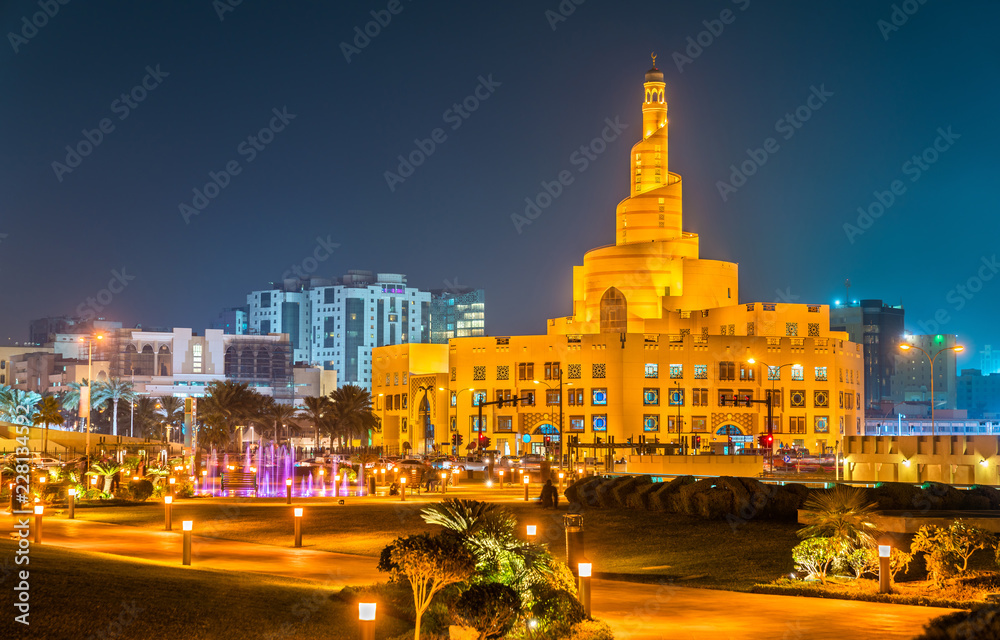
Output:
left=240, top=349, right=254, bottom=377
left=645, top=90, right=650, bottom=102
left=599, top=287, right=627, bottom=333
left=224, top=347, right=236, bottom=376
left=272, top=351, right=286, bottom=379
left=256, top=349, right=271, bottom=378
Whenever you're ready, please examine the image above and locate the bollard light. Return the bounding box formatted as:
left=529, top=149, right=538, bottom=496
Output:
left=68, top=488, right=76, bottom=520
left=440, top=471, right=448, bottom=494
left=359, top=602, right=376, bottom=640
left=400, top=476, right=407, bottom=502
left=523, top=473, right=530, bottom=501
left=182, top=520, right=193, bottom=565
left=577, top=560, right=592, bottom=617
left=526, top=524, right=537, bottom=538
left=293, top=508, right=303, bottom=547
left=201, top=470, right=208, bottom=477
left=33, top=505, right=44, bottom=544
left=286, top=477, right=293, bottom=504
left=39, top=475, right=47, bottom=484
left=878, top=534, right=893, bottom=594
left=132, top=476, right=140, bottom=482
left=499, top=469, right=505, bottom=488
left=164, top=495, right=174, bottom=530
left=558, top=471, right=565, bottom=489
left=90, top=476, right=98, bottom=486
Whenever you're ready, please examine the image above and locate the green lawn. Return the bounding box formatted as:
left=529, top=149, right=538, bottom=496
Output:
left=0, top=540, right=409, bottom=640
left=66, top=494, right=800, bottom=591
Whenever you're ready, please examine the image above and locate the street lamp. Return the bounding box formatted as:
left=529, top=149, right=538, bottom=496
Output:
left=533, top=371, right=568, bottom=470
left=78, top=334, right=103, bottom=461
left=747, top=358, right=800, bottom=472
left=898, top=341, right=964, bottom=436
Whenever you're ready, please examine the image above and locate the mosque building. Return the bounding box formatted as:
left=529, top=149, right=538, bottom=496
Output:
left=372, top=60, right=864, bottom=461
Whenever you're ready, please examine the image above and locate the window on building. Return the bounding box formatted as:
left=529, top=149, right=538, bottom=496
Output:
left=694, top=365, right=708, bottom=379
left=814, top=391, right=829, bottom=408
left=192, top=344, right=202, bottom=374
left=791, top=365, right=804, bottom=381
left=496, top=416, right=513, bottom=432
left=450, top=392, right=457, bottom=407
left=471, top=416, right=484, bottom=432
left=790, top=390, right=806, bottom=408
left=815, top=416, right=829, bottom=433
left=669, top=364, right=683, bottom=379
left=691, top=417, right=707, bottom=432
left=592, top=414, right=607, bottom=431
left=815, top=366, right=828, bottom=381
left=643, top=415, right=660, bottom=432
left=692, top=388, right=708, bottom=406
left=668, top=389, right=684, bottom=406
left=767, top=366, right=780, bottom=381
left=402, top=395, right=407, bottom=409
left=645, top=363, right=658, bottom=378
left=546, top=390, right=560, bottom=405
left=767, top=416, right=781, bottom=433
left=643, top=388, right=659, bottom=405
left=518, top=362, right=534, bottom=380
left=719, top=361, right=736, bottom=381
left=739, top=363, right=755, bottom=381
left=569, top=416, right=585, bottom=431
left=592, top=388, right=607, bottom=405
left=789, top=416, right=806, bottom=434
left=544, top=362, right=560, bottom=380
left=520, top=389, right=536, bottom=406
left=718, top=389, right=733, bottom=406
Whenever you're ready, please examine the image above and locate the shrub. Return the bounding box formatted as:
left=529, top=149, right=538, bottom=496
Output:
left=693, top=488, right=732, bottom=519
left=676, top=478, right=716, bottom=515
left=872, top=482, right=922, bottom=510
left=626, top=482, right=660, bottom=510
left=914, top=605, right=1000, bottom=640
left=791, top=537, right=839, bottom=584
left=568, top=620, right=615, bottom=640
left=128, top=479, right=154, bottom=502
left=912, top=525, right=960, bottom=588
left=528, top=585, right=585, bottom=639
left=454, top=583, right=521, bottom=640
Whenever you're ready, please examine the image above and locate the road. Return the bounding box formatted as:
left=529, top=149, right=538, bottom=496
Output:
left=39, top=518, right=952, bottom=639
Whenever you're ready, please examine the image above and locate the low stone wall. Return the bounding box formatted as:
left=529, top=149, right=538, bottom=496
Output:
left=842, top=435, right=1000, bottom=485
left=0, top=420, right=178, bottom=457
left=626, top=453, right=764, bottom=477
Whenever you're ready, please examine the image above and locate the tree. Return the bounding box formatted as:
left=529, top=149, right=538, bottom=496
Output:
left=0, top=386, right=41, bottom=424
left=327, top=384, right=379, bottom=447
left=911, top=525, right=959, bottom=588
left=133, top=397, right=163, bottom=439
left=791, top=537, right=839, bottom=584
left=60, top=379, right=92, bottom=412
left=200, top=381, right=265, bottom=451
left=91, top=378, right=136, bottom=437
left=300, top=395, right=333, bottom=450
left=33, top=395, right=64, bottom=455
left=259, top=398, right=299, bottom=446
left=157, top=396, right=184, bottom=442
left=798, top=485, right=880, bottom=552
left=87, top=462, right=122, bottom=494
left=454, top=583, right=521, bottom=640
left=947, top=519, right=991, bottom=572
left=381, top=534, right=475, bottom=640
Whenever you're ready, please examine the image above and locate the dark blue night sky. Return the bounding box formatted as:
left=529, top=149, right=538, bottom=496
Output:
left=1, top=1, right=997, bottom=366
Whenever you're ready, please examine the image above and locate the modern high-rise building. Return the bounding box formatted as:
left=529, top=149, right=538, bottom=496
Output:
left=373, top=61, right=865, bottom=457
left=430, top=288, right=486, bottom=342
left=211, top=307, right=249, bottom=335
left=980, top=345, right=1000, bottom=375
left=245, top=271, right=434, bottom=388
left=891, top=333, right=960, bottom=410
left=958, top=369, right=1000, bottom=418
left=829, top=299, right=905, bottom=410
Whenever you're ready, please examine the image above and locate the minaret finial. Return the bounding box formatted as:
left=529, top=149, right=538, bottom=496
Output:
left=651, top=51, right=657, bottom=68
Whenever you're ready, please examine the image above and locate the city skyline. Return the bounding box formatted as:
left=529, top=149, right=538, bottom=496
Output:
left=2, top=1, right=997, bottom=365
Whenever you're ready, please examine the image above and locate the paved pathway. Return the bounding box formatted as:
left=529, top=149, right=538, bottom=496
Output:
left=40, top=518, right=953, bottom=639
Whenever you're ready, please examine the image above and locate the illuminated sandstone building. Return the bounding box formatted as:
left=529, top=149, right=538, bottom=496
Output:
left=373, top=60, right=864, bottom=459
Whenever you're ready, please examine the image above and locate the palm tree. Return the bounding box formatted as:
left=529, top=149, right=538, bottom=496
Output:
left=798, top=485, right=881, bottom=551
left=327, top=384, right=379, bottom=448
left=133, top=397, right=163, bottom=439
left=300, top=395, right=333, bottom=451
left=33, top=395, right=64, bottom=454
left=91, top=378, right=136, bottom=437
left=260, top=398, right=299, bottom=446
left=61, top=379, right=92, bottom=412
left=200, top=381, right=265, bottom=451
left=87, top=462, right=122, bottom=494
left=157, top=396, right=184, bottom=442
left=0, top=386, right=42, bottom=424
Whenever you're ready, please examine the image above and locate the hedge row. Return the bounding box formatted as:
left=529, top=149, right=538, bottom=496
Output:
left=564, top=476, right=1000, bottom=522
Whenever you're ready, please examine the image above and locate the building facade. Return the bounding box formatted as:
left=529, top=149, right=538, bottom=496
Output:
left=891, top=333, right=959, bottom=410
left=211, top=307, right=249, bottom=335
left=430, top=288, right=486, bottom=342
left=246, top=271, right=433, bottom=389
left=980, top=345, right=1000, bottom=375
left=958, top=369, right=1000, bottom=419
left=829, top=299, right=905, bottom=410
left=373, top=62, right=865, bottom=457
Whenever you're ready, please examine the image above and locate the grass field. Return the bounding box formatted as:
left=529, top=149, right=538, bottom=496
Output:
left=65, top=493, right=801, bottom=591
left=0, top=540, right=409, bottom=640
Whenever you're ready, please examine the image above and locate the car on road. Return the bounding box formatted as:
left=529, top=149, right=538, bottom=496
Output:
left=499, top=455, right=521, bottom=469
left=30, top=457, right=63, bottom=469
left=456, top=456, right=488, bottom=472
left=395, top=459, right=431, bottom=474
left=520, top=454, right=547, bottom=471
